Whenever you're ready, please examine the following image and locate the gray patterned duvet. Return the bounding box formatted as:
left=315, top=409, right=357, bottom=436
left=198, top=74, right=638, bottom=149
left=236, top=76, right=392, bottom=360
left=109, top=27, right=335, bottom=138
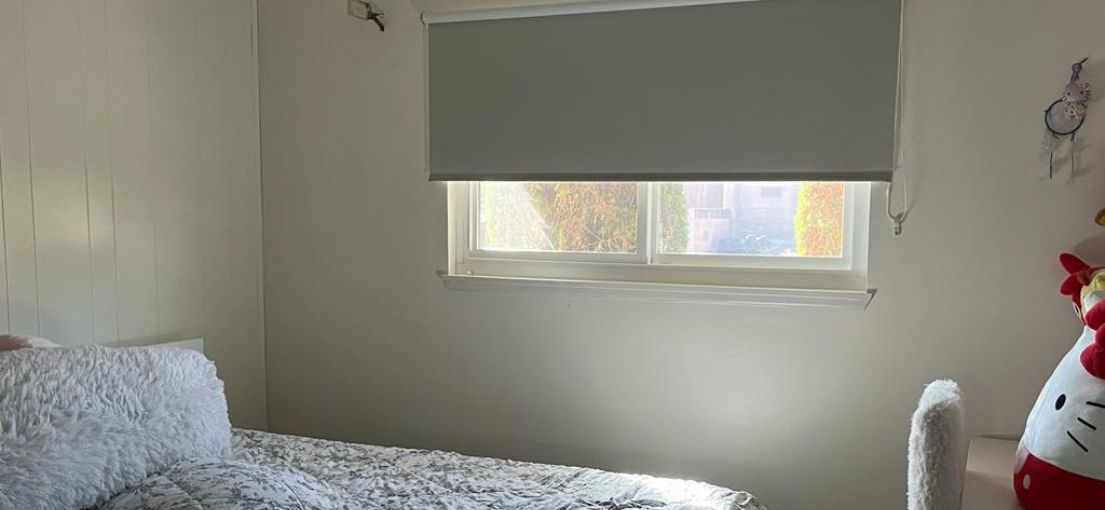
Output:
left=211, top=429, right=766, bottom=510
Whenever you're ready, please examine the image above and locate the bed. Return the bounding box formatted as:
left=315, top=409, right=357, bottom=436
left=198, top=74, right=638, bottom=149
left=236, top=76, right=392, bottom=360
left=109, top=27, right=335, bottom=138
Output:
left=226, top=429, right=765, bottom=510
left=0, top=340, right=765, bottom=510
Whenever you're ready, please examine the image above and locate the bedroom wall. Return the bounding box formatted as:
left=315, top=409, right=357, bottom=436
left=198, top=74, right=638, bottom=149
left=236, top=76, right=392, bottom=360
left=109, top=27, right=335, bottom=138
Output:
left=259, top=0, right=1105, bottom=509
left=0, top=0, right=266, bottom=428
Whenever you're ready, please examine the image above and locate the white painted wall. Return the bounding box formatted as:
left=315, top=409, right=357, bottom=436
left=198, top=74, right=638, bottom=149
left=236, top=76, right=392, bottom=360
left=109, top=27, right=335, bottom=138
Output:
left=259, top=0, right=1105, bottom=508
left=0, top=0, right=265, bottom=428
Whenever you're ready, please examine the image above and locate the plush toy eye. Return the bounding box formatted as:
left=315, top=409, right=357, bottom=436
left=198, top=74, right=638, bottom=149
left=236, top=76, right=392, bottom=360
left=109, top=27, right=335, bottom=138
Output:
left=1056, top=394, right=1067, bottom=410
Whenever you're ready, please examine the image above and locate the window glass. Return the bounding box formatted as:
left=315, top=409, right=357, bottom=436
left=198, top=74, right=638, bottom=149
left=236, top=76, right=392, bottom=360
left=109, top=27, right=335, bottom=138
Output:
left=477, top=182, right=639, bottom=254
left=658, top=182, right=846, bottom=257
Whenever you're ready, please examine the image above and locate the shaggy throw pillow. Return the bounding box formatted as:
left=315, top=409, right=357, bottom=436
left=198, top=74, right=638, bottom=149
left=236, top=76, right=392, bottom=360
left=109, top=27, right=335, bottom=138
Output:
left=0, top=346, right=231, bottom=510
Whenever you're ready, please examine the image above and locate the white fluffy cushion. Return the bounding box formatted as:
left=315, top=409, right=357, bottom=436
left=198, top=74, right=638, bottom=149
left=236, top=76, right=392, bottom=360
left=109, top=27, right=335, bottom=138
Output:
left=101, top=460, right=363, bottom=510
left=907, top=379, right=968, bottom=510
left=0, top=346, right=231, bottom=510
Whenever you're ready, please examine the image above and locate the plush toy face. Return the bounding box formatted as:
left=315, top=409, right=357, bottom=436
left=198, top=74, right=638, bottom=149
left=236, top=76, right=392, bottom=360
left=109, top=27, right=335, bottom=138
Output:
left=1016, top=255, right=1105, bottom=510
left=1020, top=327, right=1105, bottom=474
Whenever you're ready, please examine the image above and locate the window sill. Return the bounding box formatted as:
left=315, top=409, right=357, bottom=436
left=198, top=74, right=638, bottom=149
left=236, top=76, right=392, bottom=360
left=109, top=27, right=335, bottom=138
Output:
left=438, top=272, right=875, bottom=310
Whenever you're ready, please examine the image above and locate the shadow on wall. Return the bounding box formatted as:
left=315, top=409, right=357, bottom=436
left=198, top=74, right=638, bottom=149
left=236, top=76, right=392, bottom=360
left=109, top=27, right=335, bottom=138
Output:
left=1075, top=233, right=1105, bottom=260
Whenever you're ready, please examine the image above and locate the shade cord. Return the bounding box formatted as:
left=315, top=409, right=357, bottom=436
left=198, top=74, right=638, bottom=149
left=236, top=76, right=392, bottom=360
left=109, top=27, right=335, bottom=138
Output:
left=886, top=0, right=910, bottom=236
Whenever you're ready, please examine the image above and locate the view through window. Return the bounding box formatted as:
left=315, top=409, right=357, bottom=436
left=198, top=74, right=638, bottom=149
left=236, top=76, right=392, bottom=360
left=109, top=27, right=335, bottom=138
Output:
left=475, top=182, right=847, bottom=259
left=478, top=182, right=639, bottom=254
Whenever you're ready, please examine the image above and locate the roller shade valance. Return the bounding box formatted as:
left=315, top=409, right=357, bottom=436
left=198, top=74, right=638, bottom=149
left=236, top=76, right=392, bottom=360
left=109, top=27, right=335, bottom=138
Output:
left=427, top=0, right=901, bottom=182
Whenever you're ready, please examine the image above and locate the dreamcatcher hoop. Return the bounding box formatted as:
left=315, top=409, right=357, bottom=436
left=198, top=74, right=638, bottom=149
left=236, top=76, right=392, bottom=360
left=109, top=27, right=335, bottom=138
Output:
left=1044, top=98, right=1087, bottom=138
left=1043, top=57, right=1092, bottom=179
left=1045, top=98, right=1087, bottom=180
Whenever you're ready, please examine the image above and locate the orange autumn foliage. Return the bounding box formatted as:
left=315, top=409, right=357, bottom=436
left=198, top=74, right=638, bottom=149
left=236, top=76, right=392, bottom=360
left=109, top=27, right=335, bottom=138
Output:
left=794, top=182, right=845, bottom=257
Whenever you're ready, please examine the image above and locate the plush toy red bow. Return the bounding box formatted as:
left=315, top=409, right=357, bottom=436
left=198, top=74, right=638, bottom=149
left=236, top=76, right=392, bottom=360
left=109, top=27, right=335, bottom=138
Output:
left=1060, top=253, right=1105, bottom=379
left=1061, top=253, right=1101, bottom=311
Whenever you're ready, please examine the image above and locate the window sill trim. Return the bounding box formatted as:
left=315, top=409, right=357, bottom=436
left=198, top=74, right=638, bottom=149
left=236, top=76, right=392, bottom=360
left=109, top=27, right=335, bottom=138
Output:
left=438, top=272, right=875, bottom=310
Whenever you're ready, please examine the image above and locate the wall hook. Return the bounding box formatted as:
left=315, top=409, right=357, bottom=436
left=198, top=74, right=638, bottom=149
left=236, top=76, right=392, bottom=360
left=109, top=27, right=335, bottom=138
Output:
left=348, top=0, right=385, bottom=32
left=886, top=177, right=908, bottom=237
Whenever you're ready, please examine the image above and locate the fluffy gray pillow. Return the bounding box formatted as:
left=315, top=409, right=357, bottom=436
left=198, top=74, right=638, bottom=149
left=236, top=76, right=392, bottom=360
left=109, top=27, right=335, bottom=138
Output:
left=0, top=346, right=231, bottom=510
left=101, top=460, right=363, bottom=510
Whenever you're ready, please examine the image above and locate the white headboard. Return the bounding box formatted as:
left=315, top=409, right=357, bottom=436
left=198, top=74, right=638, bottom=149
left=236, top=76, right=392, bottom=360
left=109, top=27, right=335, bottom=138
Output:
left=151, top=338, right=205, bottom=354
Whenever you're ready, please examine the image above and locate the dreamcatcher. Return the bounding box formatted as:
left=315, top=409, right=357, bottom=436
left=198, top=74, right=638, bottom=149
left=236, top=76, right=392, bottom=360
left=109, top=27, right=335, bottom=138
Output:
left=1044, top=57, right=1092, bottom=179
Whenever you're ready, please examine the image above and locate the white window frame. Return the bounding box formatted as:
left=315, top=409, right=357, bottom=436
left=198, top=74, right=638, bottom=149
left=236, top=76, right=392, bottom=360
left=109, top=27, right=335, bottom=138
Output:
left=447, top=182, right=871, bottom=295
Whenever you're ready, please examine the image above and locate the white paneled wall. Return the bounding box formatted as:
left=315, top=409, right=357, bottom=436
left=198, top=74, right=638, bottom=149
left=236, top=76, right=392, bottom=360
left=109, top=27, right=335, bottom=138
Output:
left=0, top=0, right=265, bottom=427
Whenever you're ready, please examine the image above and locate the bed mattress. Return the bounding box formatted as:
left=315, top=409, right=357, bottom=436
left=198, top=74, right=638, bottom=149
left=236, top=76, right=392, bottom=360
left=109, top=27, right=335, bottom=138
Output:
left=230, top=429, right=766, bottom=510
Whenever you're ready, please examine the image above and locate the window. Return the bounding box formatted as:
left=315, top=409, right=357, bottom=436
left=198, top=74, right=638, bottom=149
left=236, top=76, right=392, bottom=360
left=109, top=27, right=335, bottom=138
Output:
left=449, top=182, right=870, bottom=293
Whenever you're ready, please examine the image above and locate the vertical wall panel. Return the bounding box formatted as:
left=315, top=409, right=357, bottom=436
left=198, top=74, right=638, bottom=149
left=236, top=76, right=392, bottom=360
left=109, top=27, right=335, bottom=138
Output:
left=0, top=0, right=39, bottom=334
left=106, top=0, right=159, bottom=341
left=195, top=0, right=266, bottom=428
left=24, top=0, right=95, bottom=343
left=0, top=0, right=17, bottom=333
left=149, top=0, right=203, bottom=340
left=80, top=0, right=120, bottom=344
left=0, top=0, right=263, bottom=428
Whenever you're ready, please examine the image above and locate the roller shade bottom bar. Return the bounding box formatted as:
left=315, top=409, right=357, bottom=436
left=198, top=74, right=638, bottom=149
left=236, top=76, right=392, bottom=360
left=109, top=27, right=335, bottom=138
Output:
left=427, top=170, right=893, bottom=182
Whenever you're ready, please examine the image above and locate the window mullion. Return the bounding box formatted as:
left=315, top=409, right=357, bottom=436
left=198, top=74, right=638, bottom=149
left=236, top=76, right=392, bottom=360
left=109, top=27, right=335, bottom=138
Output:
left=468, top=182, right=479, bottom=254
left=632, top=182, right=650, bottom=265
left=643, top=182, right=656, bottom=265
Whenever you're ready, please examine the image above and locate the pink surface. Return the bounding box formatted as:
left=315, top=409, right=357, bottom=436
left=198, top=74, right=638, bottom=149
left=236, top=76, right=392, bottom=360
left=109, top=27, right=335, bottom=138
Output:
left=0, top=334, right=32, bottom=352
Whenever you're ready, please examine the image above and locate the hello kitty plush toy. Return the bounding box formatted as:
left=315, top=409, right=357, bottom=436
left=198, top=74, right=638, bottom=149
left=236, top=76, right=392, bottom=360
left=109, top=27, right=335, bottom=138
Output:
left=1016, top=253, right=1105, bottom=509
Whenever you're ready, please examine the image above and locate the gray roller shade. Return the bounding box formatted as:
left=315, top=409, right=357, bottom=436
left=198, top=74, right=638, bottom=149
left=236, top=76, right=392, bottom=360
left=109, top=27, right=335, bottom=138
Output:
left=427, top=0, right=901, bottom=181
